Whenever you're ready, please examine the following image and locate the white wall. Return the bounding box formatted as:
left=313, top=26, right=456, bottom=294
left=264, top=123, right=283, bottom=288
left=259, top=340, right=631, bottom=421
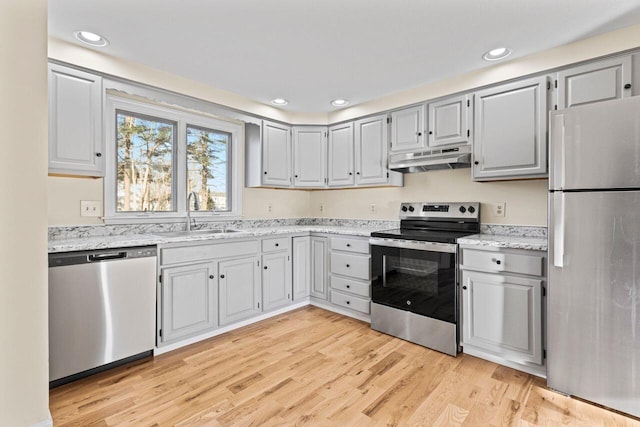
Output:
left=0, top=0, right=50, bottom=426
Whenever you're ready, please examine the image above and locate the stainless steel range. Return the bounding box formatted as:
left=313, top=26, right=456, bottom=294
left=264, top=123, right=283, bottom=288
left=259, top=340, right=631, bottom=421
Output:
left=369, top=202, right=480, bottom=356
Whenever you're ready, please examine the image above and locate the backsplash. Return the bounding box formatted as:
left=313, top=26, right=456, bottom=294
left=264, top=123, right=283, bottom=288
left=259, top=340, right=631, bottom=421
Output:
left=48, top=218, right=400, bottom=241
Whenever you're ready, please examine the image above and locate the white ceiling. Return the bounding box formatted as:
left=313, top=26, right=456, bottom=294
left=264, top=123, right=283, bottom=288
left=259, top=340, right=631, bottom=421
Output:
left=48, top=0, right=640, bottom=113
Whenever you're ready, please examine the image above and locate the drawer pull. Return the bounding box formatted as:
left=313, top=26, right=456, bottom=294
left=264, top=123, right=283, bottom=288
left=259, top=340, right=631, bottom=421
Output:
left=275, top=243, right=279, bottom=247
left=346, top=243, right=351, bottom=247
left=491, top=258, right=502, bottom=265
left=346, top=285, right=350, bottom=289
left=462, top=285, right=468, bottom=290
left=264, top=266, right=268, bottom=270
left=346, top=301, right=350, bottom=305
left=209, top=275, right=214, bottom=279
left=220, top=274, right=225, bottom=279
left=346, top=264, right=350, bottom=268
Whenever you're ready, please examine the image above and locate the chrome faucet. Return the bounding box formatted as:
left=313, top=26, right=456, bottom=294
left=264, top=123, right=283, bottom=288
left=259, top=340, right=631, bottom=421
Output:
left=186, top=191, right=200, bottom=231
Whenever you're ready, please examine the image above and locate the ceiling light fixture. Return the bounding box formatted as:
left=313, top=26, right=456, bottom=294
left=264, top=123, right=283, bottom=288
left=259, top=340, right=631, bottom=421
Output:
left=270, top=98, right=288, bottom=106
left=73, top=30, right=109, bottom=47
left=331, top=99, right=349, bottom=107
left=483, top=47, right=511, bottom=61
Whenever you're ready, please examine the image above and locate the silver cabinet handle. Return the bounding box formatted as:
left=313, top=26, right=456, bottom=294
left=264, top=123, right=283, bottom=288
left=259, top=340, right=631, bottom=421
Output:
left=553, top=192, right=565, bottom=268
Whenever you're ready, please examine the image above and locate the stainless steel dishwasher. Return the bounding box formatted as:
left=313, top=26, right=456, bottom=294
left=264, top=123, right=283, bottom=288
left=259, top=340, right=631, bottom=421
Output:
left=48, top=246, right=157, bottom=386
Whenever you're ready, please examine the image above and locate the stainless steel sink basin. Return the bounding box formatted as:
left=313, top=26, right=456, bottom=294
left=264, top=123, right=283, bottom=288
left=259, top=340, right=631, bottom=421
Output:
left=151, top=229, right=242, bottom=238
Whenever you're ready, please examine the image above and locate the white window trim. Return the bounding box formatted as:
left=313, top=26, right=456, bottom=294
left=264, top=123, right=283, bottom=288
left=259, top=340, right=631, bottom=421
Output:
left=104, top=94, right=243, bottom=224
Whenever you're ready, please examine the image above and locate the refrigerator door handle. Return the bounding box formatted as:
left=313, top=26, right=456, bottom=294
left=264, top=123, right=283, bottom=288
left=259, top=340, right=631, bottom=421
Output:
left=550, top=113, right=565, bottom=190
left=553, top=192, right=565, bottom=267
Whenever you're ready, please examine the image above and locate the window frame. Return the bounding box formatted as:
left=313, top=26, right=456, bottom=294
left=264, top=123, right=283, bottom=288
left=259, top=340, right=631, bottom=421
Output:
left=104, top=94, right=243, bottom=223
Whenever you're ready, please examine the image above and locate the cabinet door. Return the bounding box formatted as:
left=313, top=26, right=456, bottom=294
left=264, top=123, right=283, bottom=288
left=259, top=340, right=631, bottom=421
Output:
left=327, top=123, right=354, bottom=187
left=428, top=94, right=470, bottom=148
left=262, top=251, right=292, bottom=311
left=160, top=262, right=217, bottom=343
left=292, top=236, right=311, bottom=300
left=354, top=115, right=389, bottom=186
left=461, top=270, right=543, bottom=365
left=390, top=105, right=425, bottom=153
left=557, top=55, right=632, bottom=110
left=48, top=63, right=104, bottom=176
left=219, top=256, right=261, bottom=325
left=262, top=120, right=291, bottom=187
left=473, top=76, right=548, bottom=180
left=310, top=236, right=328, bottom=300
left=293, top=126, right=327, bottom=188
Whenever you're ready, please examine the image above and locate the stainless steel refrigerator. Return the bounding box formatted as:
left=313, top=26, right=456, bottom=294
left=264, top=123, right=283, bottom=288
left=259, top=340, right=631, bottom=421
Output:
left=548, top=96, right=640, bottom=418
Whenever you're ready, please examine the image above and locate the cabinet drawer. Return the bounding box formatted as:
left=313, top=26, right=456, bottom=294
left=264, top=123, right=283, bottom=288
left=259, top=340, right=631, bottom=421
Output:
left=161, top=240, right=259, bottom=266
left=462, top=248, right=543, bottom=276
left=331, top=290, right=370, bottom=314
left=330, top=253, right=370, bottom=280
left=261, top=237, right=290, bottom=253
left=331, top=276, right=370, bottom=298
left=331, top=236, right=369, bottom=254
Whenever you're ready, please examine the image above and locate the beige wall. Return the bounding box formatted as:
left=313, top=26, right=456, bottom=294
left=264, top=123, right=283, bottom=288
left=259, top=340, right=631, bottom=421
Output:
left=0, top=0, right=50, bottom=426
left=310, top=170, right=548, bottom=226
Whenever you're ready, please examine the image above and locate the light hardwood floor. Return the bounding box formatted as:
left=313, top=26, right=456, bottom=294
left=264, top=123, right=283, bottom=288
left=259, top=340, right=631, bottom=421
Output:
left=50, top=306, right=640, bottom=426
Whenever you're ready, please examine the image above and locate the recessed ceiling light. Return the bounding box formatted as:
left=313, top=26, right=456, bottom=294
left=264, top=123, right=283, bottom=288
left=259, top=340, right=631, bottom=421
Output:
left=73, top=30, right=109, bottom=47
left=331, top=99, right=349, bottom=107
left=270, top=98, right=288, bottom=106
left=483, top=47, right=511, bottom=61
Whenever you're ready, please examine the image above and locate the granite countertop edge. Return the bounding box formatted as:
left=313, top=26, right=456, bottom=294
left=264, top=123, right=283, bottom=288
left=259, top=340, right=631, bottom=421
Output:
left=48, top=225, right=379, bottom=253
left=457, top=234, right=548, bottom=251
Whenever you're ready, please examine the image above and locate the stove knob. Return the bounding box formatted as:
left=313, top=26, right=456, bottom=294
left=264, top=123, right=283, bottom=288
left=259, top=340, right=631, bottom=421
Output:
left=408, top=206, right=415, bottom=212
left=401, top=206, right=408, bottom=212
left=468, top=206, right=476, bottom=214
left=459, top=206, right=467, bottom=213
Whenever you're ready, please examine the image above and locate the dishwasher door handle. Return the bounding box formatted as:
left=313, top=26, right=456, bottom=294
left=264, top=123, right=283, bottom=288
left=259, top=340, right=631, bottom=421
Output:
left=87, top=252, right=127, bottom=262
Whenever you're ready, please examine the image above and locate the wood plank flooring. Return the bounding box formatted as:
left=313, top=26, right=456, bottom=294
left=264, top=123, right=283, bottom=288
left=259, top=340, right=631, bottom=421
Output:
left=50, top=306, right=640, bottom=426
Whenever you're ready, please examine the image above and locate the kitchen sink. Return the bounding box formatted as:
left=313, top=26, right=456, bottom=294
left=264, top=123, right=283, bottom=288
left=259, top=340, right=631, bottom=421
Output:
left=151, top=229, right=242, bottom=238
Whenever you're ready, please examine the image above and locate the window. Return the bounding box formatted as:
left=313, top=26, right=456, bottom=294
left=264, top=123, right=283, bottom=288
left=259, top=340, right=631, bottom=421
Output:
left=105, top=95, right=242, bottom=222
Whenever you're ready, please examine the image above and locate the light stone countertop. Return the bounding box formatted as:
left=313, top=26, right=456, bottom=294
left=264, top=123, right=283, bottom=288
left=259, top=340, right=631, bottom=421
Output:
left=457, top=234, right=548, bottom=251
left=48, top=225, right=384, bottom=253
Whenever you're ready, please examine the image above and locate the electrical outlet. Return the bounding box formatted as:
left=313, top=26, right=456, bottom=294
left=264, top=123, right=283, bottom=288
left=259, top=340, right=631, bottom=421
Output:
left=80, top=200, right=101, bottom=217
left=369, top=204, right=376, bottom=213
left=319, top=204, right=324, bottom=212
left=267, top=204, right=272, bottom=212
left=494, top=202, right=506, bottom=217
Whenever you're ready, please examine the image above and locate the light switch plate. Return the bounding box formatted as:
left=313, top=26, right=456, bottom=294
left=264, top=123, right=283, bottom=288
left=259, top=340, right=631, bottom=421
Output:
left=81, top=200, right=101, bottom=217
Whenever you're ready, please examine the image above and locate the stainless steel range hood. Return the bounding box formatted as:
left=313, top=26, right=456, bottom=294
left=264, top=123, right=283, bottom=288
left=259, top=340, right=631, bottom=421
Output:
left=389, top=145, right=471, bottom=173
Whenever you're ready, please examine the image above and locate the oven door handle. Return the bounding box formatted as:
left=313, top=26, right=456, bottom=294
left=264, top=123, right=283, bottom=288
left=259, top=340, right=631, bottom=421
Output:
left=369, top=238, right=456, bottom=253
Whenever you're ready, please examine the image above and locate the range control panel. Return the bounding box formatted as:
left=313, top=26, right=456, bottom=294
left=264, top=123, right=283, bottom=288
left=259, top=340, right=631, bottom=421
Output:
left=399, top=202, right=480, bottom=221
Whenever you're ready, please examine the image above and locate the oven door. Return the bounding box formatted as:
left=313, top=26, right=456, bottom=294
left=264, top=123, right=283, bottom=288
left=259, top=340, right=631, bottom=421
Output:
left=370, top=238, right=458, bottom=324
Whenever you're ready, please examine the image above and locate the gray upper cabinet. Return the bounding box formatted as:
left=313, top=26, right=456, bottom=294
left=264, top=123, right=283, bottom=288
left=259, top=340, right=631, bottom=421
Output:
left=427, top=94, right=471, bottom=148
left=160, top=262, right=217, bottom=343
left=262, top=120, right=292, bottom=187
left=354, top=114, right=389, bottom=186
left=556, top=55, right=632, bottom=110
left=293, top=126, right=327, bottom=188
left=390, top=105, right=426, bottom=153
left=48, top=63, right=104, bottom=176
left=473, top=75, right=549, bottom=181
left=327, top=122, right=354, bottom=187
left=218, top=256, right=261, bottom=325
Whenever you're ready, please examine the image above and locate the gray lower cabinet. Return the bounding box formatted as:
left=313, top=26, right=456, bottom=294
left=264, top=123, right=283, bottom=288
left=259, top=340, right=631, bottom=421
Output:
left=310, top=236, right=329, bottom=299
left=219, top=256, right=261, bottom=326
left=292, top=236, right=311, bottom=300
left=472, top=75, right=549, bottom=181
left=262, top=250, right=292, bottom=311
left=460, top=246, right=545, bottom=370
left=328, top=236, right=371, bottom=315
left=160, top=262, right=217, bottom=343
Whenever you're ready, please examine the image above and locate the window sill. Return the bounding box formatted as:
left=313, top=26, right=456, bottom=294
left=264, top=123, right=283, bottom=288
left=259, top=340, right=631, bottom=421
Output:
left=104, top=213, right=243, bottom=225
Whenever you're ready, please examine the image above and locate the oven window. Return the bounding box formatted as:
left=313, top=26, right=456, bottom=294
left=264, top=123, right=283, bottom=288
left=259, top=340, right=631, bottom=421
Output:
left=371, top=246, right=457, bottom=323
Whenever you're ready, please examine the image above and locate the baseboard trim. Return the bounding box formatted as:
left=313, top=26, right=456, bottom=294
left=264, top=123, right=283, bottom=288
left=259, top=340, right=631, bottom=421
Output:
left=31, top=411, right=53, bottom=427
left=462, top=346, right=546, bottom=378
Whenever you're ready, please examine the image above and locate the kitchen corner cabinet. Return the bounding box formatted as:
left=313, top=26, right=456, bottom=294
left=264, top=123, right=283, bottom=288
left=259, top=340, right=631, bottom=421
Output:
left=327, top=122, right=355, bottom=187
left=460, top=246, right=545, bottom=370
left=160, top=262, right=217, bottom=343
left=261, top=237, right=293, bottom=311
left=292, top=236, right=311, bottom=300
left=219, top=256, right=261, bottom=325
left=556, top=55, right=632, bottom=110
left=472, top=75, right=549, bottom=181
left=310, top=236, right=329, bottom=300
left=390, top=105, right=425, bottom=153
left=293, top=126, right=327, bottom=187
left=48, top=63, right=104, bottom=176
left=427, top=94, right=471, bottom=148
